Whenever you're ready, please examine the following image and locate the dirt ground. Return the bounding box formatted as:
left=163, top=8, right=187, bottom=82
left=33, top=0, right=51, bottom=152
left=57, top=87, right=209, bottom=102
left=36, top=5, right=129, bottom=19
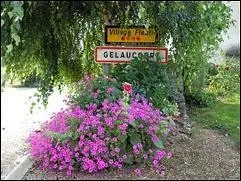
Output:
left=22, top=128, right=240, bottom=180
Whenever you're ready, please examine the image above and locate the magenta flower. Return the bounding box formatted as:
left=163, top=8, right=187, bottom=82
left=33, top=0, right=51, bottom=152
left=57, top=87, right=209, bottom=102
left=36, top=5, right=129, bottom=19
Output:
left=28, top=89, right=173, bottom=176
left=109, top=160, right=113, bottom=164
left=75, top=152, right=79, bottom=157
left=143, top=154, right=148, bottom=159
left=114, top=147, right=120, bottom=153
left=107, top=87, right=114, bottom=94
left=134, top=168, right=141, bottom=176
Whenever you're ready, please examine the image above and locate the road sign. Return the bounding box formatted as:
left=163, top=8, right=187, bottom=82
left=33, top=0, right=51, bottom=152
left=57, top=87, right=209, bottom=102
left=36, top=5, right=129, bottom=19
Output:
left=105, top=26, right=158, bottom=44
left=95, top=46, right=168, bottom=64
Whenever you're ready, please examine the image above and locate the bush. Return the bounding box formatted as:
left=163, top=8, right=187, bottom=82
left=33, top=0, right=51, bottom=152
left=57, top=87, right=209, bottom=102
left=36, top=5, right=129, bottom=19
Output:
left=111, top=57, right=173, bottom=111
left=28, top=77, right=177, bottom=176
left=208, top=59, right=240, bottom=97
left=207, top=62, right=219, bottom=77
left=67, top=75, right=123, bottom=108
left=185, top=90, right=216, bottom=108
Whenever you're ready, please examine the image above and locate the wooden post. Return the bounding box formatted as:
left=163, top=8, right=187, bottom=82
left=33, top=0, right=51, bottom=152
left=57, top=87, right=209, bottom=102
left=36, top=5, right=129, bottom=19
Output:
left=103, top=10, right=111, bottom=77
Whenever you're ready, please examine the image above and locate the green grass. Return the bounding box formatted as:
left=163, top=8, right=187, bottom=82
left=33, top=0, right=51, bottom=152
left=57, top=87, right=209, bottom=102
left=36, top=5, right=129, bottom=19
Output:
left=189, top=94, right=240, bottom=146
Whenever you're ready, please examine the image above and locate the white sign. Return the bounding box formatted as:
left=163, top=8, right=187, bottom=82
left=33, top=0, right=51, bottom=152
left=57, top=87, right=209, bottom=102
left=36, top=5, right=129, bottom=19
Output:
left=94, top=46, right=168, bottom=64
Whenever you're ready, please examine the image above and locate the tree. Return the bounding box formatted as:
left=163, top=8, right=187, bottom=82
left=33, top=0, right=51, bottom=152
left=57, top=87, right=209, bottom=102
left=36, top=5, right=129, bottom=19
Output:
left=1, top=1, right=233, bottom=127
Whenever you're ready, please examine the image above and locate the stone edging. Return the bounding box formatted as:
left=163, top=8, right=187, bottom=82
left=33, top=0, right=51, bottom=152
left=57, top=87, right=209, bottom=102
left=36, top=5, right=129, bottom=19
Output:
left=3, top=154, right=34, bottom=180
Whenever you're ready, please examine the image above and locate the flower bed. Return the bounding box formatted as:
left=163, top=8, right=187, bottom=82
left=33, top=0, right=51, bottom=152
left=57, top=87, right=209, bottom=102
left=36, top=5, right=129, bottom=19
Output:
left=28, top=76, right=177, bottom=176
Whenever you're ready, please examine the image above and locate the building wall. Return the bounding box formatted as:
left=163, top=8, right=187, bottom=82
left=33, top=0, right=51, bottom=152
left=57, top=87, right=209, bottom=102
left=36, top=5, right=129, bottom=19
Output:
left=221, top=1, right=240, bottom=51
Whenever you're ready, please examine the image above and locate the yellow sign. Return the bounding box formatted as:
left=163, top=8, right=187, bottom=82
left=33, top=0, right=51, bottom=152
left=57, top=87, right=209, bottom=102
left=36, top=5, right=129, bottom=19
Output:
left=105, top=26, right=157, bottom=43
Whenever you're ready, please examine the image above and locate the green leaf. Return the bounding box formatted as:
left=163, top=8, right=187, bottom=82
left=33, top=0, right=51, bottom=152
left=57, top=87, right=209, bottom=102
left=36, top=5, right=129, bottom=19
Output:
left=12, top=34, right=20, bottom=46
left=119, top=134, right=127, bottom=143
left=6, top=44, right=13, bottom=53
left=8, top=12, right=13, bottom=19
left=1, top=20, right=4, bottom=27
left=129, top=120, right=136, bottom=127
left=124, top=155, right=134, bottom=164
left=154, top=138, right=164, bottom=149
left=130, top=133, right=141, bottom=145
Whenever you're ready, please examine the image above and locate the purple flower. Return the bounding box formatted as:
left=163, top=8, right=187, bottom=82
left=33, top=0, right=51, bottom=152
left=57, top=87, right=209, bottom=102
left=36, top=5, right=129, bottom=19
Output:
left=114, top=147, right=120, bottom=153
left=112, top=137, right=117, bottom=142
left=109, top=160, right=113, bottom=164
left=134, top=168, right=141, bottom=176
left=118, top=158, right=123, bottom=162
left=68, top=166, right=74, bottom=171
left=153, top=160, right=158, bottom=166
left=134, top=149, right=140, bottom=155
left=122, top=131, right=127, bottom=135
left=151, top=135, right=159, bottom=143
left=137, top=143, right=143, bottom=149
left=67, top=171, right=72, bottom=176
left=122, top=155, right=127, bottom=159
left=167, top=152, right=174, bottom=159
left=54, top=164, right=58, bottom=169
left=143, top=154, right=148, bottom=159
left=93, top=93, right=98, bottom=99
left=107, top=87, right=114, bottom=94
left=75, top=152, right=79, bottom=157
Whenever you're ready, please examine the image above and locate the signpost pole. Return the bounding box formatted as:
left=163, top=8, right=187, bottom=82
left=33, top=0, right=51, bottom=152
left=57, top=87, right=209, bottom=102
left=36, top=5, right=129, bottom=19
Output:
left=103, top=64, right=109, bottom=76
left=103, top=14, right=111, bottom=77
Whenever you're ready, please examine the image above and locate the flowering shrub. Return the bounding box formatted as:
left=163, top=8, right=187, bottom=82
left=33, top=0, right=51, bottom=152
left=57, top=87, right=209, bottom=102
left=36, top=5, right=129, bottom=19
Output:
left=67, top=75, right=124, bottom=108
left=29, top=77, right=176, bottom=176
left=208, top=59, right=240, bottom=97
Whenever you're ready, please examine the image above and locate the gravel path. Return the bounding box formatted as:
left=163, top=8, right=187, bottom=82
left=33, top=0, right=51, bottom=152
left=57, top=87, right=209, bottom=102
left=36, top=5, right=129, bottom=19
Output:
left=1, top=87, right=68, bottom=179
left=22, top=128, right=240, bottom=180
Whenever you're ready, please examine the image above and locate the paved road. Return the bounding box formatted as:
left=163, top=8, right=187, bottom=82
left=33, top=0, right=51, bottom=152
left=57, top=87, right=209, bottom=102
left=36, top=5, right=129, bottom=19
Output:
left=1, top=87, right=68, bottom=179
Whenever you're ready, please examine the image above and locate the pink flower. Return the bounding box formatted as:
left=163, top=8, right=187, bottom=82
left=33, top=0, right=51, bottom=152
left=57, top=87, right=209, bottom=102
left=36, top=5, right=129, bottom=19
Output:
left=114, top=147, right=120, bottom=153
left=75, top=152, right=79, bottom=157
left=143, top=154, right=148, bottom=159
left=134, top=168, right=141, bottom=176
left=151, top=135, right=159, bottom=143
left=107, top=87, right=114, bottom=94
left=167, top=152, right=174, bottom=159
left=54, top=164, right=58, bottom=169
left=109, top=160, right=113, bottom=164
left=153, top=160, right=158, bottom=166
left=118, top=158, right=123, bottom=162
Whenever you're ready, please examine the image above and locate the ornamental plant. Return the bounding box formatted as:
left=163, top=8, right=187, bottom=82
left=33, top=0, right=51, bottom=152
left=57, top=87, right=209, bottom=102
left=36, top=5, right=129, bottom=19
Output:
left=28, top=76, right=177, bottom=176
left=208, top=59, right=240, bottom=97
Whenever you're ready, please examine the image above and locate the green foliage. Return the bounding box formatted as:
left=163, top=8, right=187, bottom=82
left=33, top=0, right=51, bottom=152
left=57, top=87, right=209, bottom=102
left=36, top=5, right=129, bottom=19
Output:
left=68, top=75, right=123, bottom=108
left=22, top=70, right=40, bottom=87
left=48, top=117, right=80, bottom=145
left=161, top=102, right=180, bottom=116
left=208, top=59, right=240, bottom=97
left=207, top=62, right=219, bottom=77
left=1, top=1, right=234, bottom=107
left=111, top=57, right=171, bottom=110
left=185, top=90, right=216, bottom=108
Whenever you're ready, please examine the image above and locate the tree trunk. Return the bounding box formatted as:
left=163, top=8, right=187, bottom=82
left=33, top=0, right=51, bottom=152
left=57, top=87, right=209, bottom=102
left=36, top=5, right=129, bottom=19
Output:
left=168, top=69, right=192, bottom=135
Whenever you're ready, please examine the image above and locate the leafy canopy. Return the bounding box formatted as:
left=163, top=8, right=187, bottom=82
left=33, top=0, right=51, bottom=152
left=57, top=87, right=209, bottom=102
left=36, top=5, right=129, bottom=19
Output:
left=1, top=1, right=233, bottom=106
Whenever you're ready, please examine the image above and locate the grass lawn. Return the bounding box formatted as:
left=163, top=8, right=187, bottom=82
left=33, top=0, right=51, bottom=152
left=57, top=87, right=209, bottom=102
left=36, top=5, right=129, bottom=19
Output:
left=189, top=93, right=240, bottom=146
